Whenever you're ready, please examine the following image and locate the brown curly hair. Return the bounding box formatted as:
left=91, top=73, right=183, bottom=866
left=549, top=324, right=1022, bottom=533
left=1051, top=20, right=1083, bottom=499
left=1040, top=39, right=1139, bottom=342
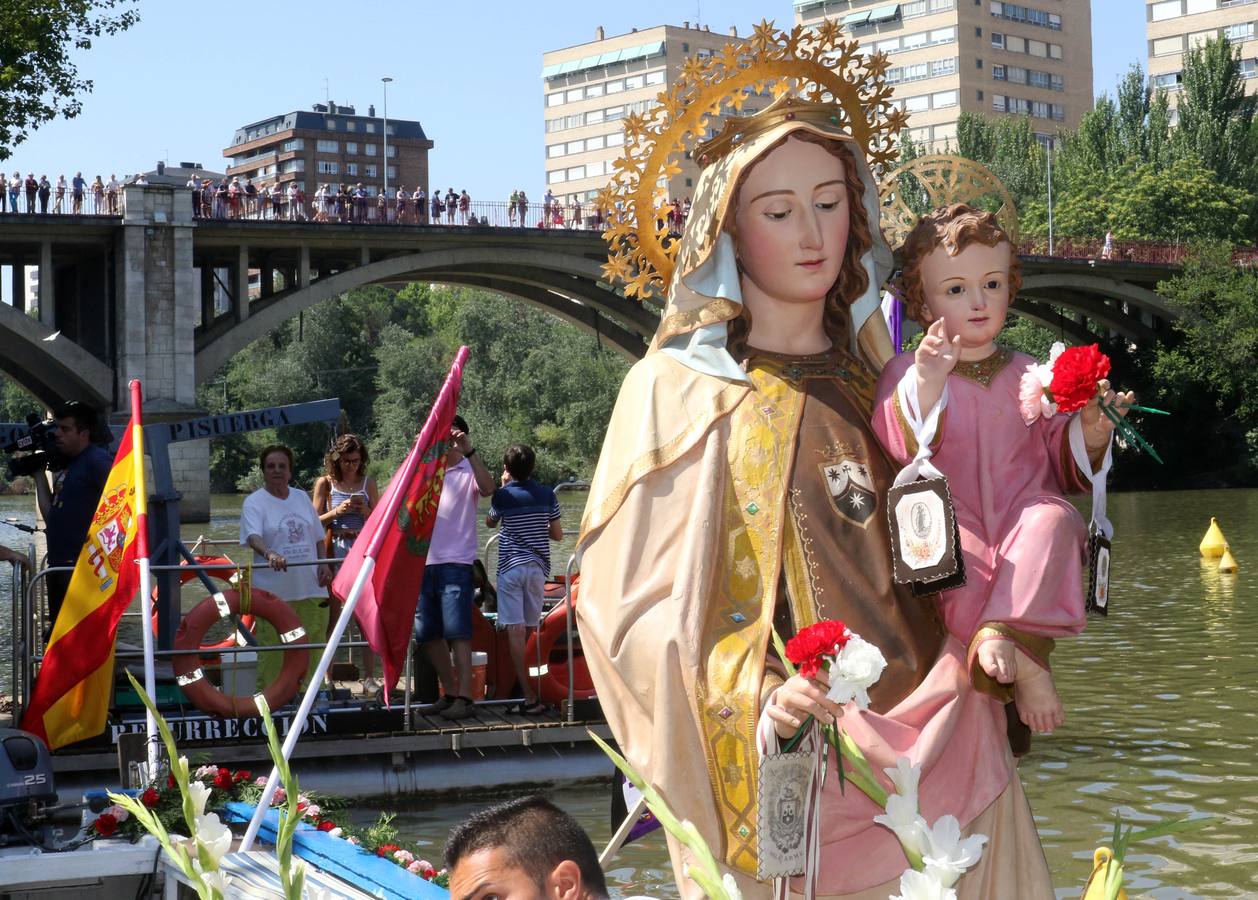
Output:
left=724, top=130, right=873, bottom=357
left=323, top=433, right=369, bottom=481
left=897, top=203, right=1021, bottom=326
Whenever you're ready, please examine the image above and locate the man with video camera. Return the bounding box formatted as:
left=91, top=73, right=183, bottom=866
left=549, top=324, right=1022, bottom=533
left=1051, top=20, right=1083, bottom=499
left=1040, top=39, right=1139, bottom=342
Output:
left=34, top=402, right=111, bottom=625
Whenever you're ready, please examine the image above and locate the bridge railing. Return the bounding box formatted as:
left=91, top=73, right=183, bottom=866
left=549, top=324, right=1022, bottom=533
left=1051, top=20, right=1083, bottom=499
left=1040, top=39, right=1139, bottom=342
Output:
left=0, top=186, right=123, bottom=216
left=1017, top=236, right=1258, bottom=266
left=193, top=195, right=623, bottom=230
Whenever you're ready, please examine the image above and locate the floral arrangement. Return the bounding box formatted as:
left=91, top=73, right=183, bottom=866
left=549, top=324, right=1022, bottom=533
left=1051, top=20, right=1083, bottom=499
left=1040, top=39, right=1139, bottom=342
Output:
left=94, top=675, right=448, bottom=897
left=774, top=622, right=986, bottom=898
left=1017, top=342, right=1166, bottom=463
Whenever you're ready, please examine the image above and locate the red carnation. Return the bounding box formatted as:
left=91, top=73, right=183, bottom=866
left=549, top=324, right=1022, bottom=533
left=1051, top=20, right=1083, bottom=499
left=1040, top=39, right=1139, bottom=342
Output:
left=1048, top=344, right=1110, bottom=414
left=784, top=620, right=850, bottom=680
left=233, top=770, right=252, bottom=783
left=167, top=774, right=176, bottom=789
left=93, top=812, right=119, bottom=837
left=140, top=787, right=160, bottom=809
left=213, top=768, right=233, bottom=790
left=317, top=820, right=337, bottom=832
left=422, top=867, right=438, bottom=880
left=377, top=843, right=401, bottom=857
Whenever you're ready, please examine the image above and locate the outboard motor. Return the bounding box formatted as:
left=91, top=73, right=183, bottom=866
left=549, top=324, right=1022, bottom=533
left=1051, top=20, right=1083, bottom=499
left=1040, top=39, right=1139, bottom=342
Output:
left=0, top=727, right=58, bottom=846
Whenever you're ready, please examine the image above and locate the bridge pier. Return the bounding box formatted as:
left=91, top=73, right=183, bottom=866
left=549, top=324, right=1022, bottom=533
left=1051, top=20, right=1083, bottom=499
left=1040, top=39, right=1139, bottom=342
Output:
left=116, top=183, right=211, bottom=521
left=38, top=240, right=54, bottom=327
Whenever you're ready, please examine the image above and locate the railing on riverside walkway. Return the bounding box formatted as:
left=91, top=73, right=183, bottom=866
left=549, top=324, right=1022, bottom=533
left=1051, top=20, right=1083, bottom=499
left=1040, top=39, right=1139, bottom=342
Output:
left=0, top=188, right=124, bottom=216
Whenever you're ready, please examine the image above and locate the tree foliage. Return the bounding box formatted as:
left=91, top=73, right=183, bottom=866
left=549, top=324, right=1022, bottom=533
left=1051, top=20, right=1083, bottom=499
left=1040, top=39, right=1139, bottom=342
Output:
left=0, top=0, right=140, bottom=160
left=196, top=284, right=630, bottom=492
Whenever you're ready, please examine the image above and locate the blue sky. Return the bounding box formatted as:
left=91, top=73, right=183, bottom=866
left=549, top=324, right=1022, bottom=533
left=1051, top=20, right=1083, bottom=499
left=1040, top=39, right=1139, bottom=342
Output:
left=7, top=0, right=1145, bottom=198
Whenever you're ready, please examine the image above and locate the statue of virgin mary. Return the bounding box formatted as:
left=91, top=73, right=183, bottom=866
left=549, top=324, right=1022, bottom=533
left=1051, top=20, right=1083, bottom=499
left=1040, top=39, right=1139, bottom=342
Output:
left=575, top=26, right=1055, bottom=899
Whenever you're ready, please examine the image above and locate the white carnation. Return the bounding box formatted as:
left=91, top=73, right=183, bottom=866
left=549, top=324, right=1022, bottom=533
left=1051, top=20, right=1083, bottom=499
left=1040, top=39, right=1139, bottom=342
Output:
left=825, top=635, right=887, bottom=708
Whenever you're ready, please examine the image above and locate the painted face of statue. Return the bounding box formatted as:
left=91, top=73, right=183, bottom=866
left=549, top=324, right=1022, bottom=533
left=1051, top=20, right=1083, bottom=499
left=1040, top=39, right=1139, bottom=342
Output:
left=732, top=135, right=850, bottom=313
left=918, top=240, right=1012, bottom=360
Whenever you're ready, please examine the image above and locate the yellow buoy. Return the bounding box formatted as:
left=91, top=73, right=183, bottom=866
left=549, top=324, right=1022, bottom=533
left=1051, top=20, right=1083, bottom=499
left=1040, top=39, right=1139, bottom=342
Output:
left=1219, top=546, right=1239, bottom=574
left=1200, top=517, right=1227, bottom=558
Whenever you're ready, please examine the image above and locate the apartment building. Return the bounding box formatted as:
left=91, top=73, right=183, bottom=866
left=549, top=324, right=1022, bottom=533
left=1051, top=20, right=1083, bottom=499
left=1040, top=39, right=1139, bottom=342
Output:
left=1147, top=0, right=1257, bottom=112
left=223, top=101, right=434, bottom=198
left=794, top=1, right=1095, bottom=149
left=541, top=23, right=748, bottom=208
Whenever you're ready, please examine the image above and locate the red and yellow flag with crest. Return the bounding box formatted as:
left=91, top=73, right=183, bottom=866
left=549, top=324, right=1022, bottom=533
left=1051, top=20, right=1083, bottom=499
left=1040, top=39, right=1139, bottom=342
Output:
left=23, top=398, right=147, bottom=749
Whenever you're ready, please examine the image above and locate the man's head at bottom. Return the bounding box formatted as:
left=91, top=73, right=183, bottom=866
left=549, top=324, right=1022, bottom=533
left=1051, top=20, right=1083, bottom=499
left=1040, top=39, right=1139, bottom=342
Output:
left=445, top=796, right=609, bottom=900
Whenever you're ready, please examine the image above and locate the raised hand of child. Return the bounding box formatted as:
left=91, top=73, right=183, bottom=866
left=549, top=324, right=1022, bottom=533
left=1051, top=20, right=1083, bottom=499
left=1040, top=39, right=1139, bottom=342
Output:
left=913, top=318, right=962, bottom=415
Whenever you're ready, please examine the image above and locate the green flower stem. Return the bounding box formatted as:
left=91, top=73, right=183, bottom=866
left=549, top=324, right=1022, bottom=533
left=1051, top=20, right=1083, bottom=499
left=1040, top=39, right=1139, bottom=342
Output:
left=1100, top=402, right=1164, bottom=464
left=1115, top=402, right=1169, bottom=415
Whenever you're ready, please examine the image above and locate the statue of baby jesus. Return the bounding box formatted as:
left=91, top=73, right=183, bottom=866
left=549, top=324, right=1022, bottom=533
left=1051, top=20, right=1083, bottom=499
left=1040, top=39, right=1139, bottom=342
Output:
left=873, top=203, right=1133, bottom=741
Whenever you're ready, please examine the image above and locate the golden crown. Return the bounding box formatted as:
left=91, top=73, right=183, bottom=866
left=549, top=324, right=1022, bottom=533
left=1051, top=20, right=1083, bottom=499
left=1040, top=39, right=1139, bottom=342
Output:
left=597, top=19, right=909, bottom=300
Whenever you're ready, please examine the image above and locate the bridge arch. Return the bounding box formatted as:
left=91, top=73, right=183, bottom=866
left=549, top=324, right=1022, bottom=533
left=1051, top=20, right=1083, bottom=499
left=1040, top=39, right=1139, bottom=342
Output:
left=0, top=303, right=113, bottom=409
left=1016, top=272, right=1173, bottom=343
left=195, top=247, right=658, bottom=382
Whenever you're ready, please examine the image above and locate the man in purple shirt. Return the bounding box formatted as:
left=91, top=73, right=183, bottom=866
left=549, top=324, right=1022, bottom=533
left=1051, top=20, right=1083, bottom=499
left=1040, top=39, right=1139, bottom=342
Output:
left=415, top=415, right=495, bottom=719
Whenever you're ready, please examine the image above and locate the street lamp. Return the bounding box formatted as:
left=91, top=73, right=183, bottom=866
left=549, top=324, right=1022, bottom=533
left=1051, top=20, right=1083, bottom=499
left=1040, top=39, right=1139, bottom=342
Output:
left=381, top=76, right=393, bottom=217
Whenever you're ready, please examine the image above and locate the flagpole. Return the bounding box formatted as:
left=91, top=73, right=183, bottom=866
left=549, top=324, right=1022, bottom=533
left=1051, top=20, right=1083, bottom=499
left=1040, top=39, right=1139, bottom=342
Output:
left=128, top=380, right=159, bottom=781
left=239, top=555, right=376, bottom=852
left=240, top=346, right=469, bottom=852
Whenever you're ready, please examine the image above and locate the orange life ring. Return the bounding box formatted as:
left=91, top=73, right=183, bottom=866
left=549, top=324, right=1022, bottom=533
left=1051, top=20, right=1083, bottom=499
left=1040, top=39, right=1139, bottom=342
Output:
left=151, top=556, right=256, bottom=653
left=524, top=579, right=595, bottom=705
left=172, top=587, right=309, bottom=717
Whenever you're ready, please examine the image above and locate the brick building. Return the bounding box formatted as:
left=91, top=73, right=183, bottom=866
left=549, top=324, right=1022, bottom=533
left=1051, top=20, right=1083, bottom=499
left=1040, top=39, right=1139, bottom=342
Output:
left=223, top=101, right=434, bottom=198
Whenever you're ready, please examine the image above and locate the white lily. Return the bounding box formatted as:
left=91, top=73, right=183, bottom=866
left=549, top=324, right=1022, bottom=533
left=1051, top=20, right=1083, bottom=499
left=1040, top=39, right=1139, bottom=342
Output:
left=883, top=758, right=921, bottom=810
left=825, top=635, right=887, bottom=709
left=194, top=812, right=233, bottom=866
left=187, top=781, right=212, bottom=818
left=917, top=815, right=987, bottom=888
left=873, top=794, right=930, bottom=859
left=890, top=868, right=957, bottom=900
left=202, top=869, right=232, bottom=896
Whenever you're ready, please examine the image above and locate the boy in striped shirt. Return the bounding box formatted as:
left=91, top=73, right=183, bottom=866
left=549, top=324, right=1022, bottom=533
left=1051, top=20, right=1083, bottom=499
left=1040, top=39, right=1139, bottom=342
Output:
left=486, top=444, right=562, bottom=714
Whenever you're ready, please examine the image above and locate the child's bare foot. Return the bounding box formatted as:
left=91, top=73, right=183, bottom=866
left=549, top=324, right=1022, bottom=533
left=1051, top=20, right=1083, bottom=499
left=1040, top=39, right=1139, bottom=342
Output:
left=1012, top=648, right=1064, bottom=734
left=977, top=637, right=1016, bottom=684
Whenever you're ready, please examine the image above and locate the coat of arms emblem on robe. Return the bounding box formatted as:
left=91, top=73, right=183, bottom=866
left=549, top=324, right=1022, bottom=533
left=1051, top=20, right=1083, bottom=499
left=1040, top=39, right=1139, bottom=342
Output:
left=819, top=457, right=877, bottom=527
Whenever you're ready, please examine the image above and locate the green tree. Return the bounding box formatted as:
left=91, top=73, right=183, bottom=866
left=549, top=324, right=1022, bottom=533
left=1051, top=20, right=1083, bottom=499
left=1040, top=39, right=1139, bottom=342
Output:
left=1174, top=36, right=1257, bottom=190
left=0, top=0, right=140, bottom=159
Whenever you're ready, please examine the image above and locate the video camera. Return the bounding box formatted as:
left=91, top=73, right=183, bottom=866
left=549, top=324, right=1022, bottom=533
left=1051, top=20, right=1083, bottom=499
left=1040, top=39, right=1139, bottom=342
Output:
left=3, top=414, right=59, bottom=479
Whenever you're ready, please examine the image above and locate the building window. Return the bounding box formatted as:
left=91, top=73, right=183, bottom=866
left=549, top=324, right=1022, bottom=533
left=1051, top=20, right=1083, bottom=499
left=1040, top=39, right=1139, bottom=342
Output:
left=1152, top=71, right=1183, bottom=89
left=346, top=121, right=357, bottom=131
left=317, top=160, right=339, bottom=174
left=587, top=82, right=605, bottom=97
left=1151, top=1, right=1181, bottom=21
left=365, top=164, right=377, bottom=177
left=346, top=163, right=359, bottom=176
left=385, top=145, right=396, bottom=158
left=1225, top=22, right=1256, bottom=41
left=386, top=166, right=396, bottom=178
left=646, top=70, right=665, bottom=85
left=991, top=31, right=1004, bottom=48
left=282, top=138, right=304, bottom=152
left=626, top=74, right=645, bottom=90
left=934, top=89, right=959, bottom=107
left=1152, top=35, right=1184, bottom=56
left=1186, top=0, right=1215, bottom=13
left=346, top=142, right=358, bottom=155
left=547, top=169, right=566, bottom=185
left=990, top=2, right=1061, bottom=30
left=993, top=63, right=1006, bottom=79
left=976, top=57, right=983, bottom=68
left=316, top=139, right=338, bottom=153
left=977, top=89, right=984, bottom=100
left=325, top=118, right=337, bottom=130
left=364, top=144, right=376, bottom=156
left=547, top=143, right=564, bottom=158
left=365, top=123, right=376, bottom=133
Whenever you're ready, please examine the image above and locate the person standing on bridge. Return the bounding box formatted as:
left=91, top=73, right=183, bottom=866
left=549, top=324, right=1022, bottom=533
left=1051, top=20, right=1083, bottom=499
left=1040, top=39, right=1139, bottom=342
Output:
left=24, top=173, right=37, bottom=214
left=107, top=175, right=120, bottom=214
left=70, top=172, right=85, bottom=214
left=37, top=176, right=50, bottom=214
left=54, top=175, right=66, bottom=213
left=414, top=185, right=427, bottom=224
left=9, top=172, right=22, bottom=212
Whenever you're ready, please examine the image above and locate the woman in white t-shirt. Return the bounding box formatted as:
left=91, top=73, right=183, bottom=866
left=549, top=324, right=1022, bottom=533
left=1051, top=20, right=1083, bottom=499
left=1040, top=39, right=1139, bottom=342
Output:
left=240, top=444, right=333, bottom=690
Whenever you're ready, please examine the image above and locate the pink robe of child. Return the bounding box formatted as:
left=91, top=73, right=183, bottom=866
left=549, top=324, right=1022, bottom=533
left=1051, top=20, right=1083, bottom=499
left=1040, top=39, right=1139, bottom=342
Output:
left=873, top=349, right=1091, bottom=679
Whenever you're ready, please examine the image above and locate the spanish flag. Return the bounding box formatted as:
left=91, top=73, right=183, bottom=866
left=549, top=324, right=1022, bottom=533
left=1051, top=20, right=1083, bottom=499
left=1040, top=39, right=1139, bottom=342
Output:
left=23, top=382, right=149, bottom=749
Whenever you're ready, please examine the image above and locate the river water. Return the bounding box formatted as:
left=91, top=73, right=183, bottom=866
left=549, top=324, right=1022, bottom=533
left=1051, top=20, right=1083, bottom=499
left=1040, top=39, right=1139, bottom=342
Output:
left=2, top=489, right=1255, bottom=898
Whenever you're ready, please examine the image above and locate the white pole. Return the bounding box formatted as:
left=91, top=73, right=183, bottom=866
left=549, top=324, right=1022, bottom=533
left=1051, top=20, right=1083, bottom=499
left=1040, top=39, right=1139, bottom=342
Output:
left=239, top=555, right=377, bottom=851
left=136, top=556, right=160, bottom=780
left=381, top=77, right=392, bottom=214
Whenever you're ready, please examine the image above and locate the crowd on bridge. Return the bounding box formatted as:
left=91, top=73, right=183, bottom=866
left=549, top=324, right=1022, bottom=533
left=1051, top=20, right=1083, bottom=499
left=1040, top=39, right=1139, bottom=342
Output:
left=0, top=171, right=151, bottom=216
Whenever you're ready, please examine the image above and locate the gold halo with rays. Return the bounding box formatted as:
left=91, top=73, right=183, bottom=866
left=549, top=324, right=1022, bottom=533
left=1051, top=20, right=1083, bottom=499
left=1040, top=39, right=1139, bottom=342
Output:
left=878, top=154, right=1019, bottom=249
left=596, top=19, right=909, bottom=300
